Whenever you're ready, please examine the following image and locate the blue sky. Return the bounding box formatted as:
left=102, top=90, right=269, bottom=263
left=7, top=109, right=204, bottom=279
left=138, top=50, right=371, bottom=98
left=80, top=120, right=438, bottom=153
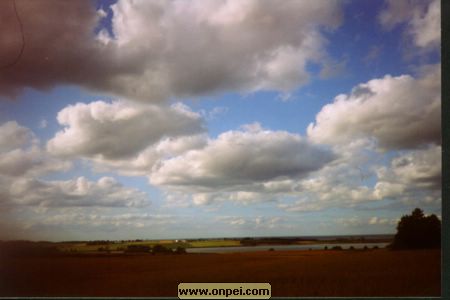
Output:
left=0, top=0, right=441, bottom=241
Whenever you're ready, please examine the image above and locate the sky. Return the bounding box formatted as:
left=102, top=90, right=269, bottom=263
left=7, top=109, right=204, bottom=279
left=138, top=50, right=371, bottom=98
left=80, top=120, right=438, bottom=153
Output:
left=0, top=0, right=441, bottom=241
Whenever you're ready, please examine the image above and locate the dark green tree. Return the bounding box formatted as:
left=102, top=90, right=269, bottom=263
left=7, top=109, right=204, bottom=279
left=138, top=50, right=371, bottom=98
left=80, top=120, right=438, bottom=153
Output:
left=175, top=246, right=186, bottom=254
left=391, top=208, right=441, bottom=249
left=152, top=244, right=172, bottom=254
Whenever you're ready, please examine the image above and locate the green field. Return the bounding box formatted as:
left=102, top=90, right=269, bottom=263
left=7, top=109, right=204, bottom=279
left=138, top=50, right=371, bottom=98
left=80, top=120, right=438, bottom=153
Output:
left=56, top=239, right=241, bottom=253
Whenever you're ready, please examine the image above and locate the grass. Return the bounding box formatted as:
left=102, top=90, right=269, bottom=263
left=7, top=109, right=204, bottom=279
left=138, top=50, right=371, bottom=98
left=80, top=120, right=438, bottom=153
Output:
left=0, top=249, right=440, bottom=297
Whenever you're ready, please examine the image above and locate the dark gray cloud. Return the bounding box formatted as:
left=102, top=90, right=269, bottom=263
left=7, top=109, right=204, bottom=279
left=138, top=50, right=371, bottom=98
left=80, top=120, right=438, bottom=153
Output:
left=0, top=0, right=117, bottom=97
left=1, top=0, right=342, bottom=101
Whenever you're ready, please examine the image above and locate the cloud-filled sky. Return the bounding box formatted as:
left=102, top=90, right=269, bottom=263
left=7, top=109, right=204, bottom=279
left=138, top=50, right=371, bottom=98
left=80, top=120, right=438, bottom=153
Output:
left=0, top=0, right=441, bottom=241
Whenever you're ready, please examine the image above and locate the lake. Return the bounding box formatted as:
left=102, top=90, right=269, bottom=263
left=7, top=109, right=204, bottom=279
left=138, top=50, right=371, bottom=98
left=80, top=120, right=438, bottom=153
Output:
left=186, top=242, right=389, bottom=253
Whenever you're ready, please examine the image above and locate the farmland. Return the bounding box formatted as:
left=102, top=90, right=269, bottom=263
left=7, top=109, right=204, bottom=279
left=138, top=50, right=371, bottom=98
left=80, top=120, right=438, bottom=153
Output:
left=54, top=239, right=242, bottom=254
left=0, top=248, right=440, bottom=297
left=183, top=239, right=241, bottom=248
left=51, top=235, right=394, bottom=254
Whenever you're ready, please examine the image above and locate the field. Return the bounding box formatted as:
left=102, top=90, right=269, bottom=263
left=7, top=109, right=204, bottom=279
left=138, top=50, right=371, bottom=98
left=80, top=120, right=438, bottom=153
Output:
left=53, top=236, right=393, bottom=253
left=188, top=239, right=241, bottom=248
left=0, top=249, right=440, bottom=297
left=55, top=239, right=242, bottom=253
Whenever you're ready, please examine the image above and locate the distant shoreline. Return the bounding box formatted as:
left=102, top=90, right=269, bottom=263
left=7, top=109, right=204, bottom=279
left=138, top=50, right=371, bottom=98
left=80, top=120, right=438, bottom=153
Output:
left=0, top=235, right=395, bottom=256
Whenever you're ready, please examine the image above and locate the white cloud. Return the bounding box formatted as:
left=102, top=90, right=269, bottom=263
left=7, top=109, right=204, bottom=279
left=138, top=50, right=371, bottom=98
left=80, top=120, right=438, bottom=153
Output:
left=0, top=146, right=70, bottom=178
left=0, top=121, right=32, bottom=152
left=277, top=140, right=440, bottom=213
left=47, top=100, right=205, bottom=159
left=147, top=124, right=337, bottom=207
left=0, top=0, right=342, bottom=101
left=3, top=209, right=175, bottom=239
left=0, top=121, right=71, bottom=177
left=106, top=0, right=342, bottom=100
left=307, top=64, right=440, bottom=150
left=217, top=216, right=247, bottom=226
left=374, top=145, right=441, bottom=200
left=201, top=107, right=229, bottom=120
left=336, top=217, right=362, bottom=227
left=150, top=124, right=336, bottom=189
left=7, top=176, right=149, bottom=208
left=39, top=119, right=48, bottom=129
left=38, top=212, right=172, bottom=228
left=291, top=65, right=441, bottom=213
left=337, top=216, right=397, bottom=227
left=91, top=134, right=208, bottom=177
left=276, top=139, right=380, bottom=212
left=368, top=216, right=397, bottom=226
left=216, top=215, right=282, bottom=229
left=278, top=177, right=376, bottom=213
left=379, top=0, right=440, bottom=50
left=151, top=123, right=435, bottom=212
left=0, top=121, right=149, bottom=209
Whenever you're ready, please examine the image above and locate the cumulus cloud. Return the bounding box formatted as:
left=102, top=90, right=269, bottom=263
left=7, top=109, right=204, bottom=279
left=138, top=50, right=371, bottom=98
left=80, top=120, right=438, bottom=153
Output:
left=91, top=134, right=208, bottom=176
left=2, top=209, right=175, bottom=239
left=0, top=146, right=70, bottom=178
left=146, top=124, right=336, bottom=207
left=0, top=121, right=150, bottom=210
left=217, top=216, right=247, bottom=226
left=36, top=212, right=172, bottom=228
left=47, top=100, right=205, bottom=159
left=0, top=121, right=32, bottom=152
left=294, top=65, right=442, bottom=212
left=277, top=148, right=378, bottom=213
left=152, top=117, right=436, bottom=212
left=279, top=183, right=374, bottom=212
left=201, top=107, right=229, bottom=121
left=374, top=145, right=441, bottom=200
left=1, top=0, right=342, bottom=101
left=216, top=215, right=282, bottom=229
left=104, top=0, right=342, bottom=100
left=277, top=140, right=440, bottom=213
left=38, top=119, right=48, bottom=129
left=150, top=124, right=336, bottom=189
left=336, top=216, right=397, bottom=227
left=7, top=176, right=149, bottom=208
left=190, top=190, right=277, bottom=206
left=307, top=64, right=441, bottom=150
left=379, top=0, right=440, bottom=50
left=0, top=121, right=71, bottom=177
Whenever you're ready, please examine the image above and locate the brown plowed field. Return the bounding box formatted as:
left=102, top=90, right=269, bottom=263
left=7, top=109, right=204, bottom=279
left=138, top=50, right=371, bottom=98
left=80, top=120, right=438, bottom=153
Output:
left=0, top=249, right=440, bottom=297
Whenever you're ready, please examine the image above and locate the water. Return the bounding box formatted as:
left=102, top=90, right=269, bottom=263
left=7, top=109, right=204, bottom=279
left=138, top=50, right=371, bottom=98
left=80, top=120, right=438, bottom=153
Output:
left=186, top=242, right=389, bottom=253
